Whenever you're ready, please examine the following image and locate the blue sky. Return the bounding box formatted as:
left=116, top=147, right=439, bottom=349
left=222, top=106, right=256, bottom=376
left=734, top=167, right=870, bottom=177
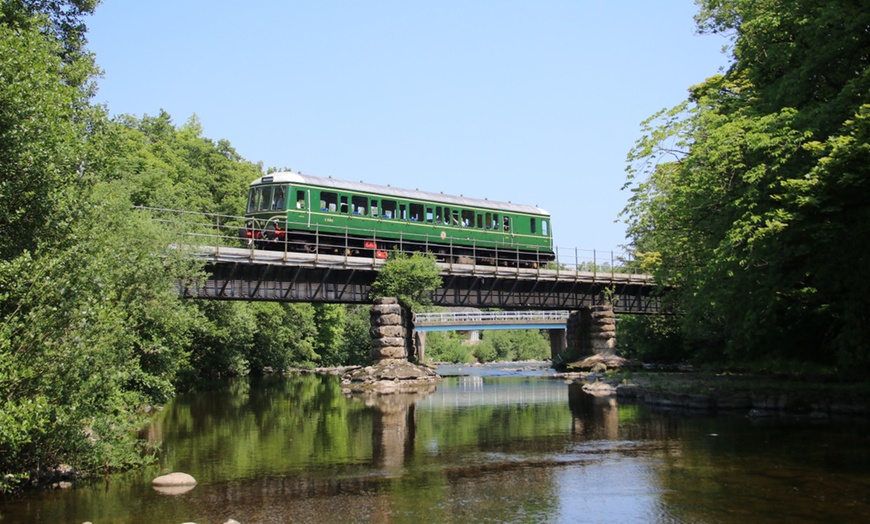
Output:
left=87, top=1, right=729, bottom=254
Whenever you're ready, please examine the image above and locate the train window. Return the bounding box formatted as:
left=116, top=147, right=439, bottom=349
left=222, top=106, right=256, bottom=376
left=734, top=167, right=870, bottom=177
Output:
left=485, top=212, right=492, bottom=229
left=502, top=216, right=511, bottom=232
left=492, top=214, right=499, bottom=230
left=410, top=203, right=423, bottom=221
left=371, top=200, right=379, bottom=217
left=426, top=207, right=434, bottom=223
left=271, top=185, right=286, bottom=210
left=352, top=196, right=367, bottom=215
left=530, top=218, right=537, bottom=234
left=321, top=191, right=338, bottom=212
left=462, top=210, right=474, bottom=227
left=399, top=204, right=407, bottom=220
left=258, top=187, right=273, bottom=211
left=542, top=220, right=549, bottom=236
left=435, top=207, right=442, bottom=224
left=340, top=196, right=349, bottom=214
left=476, top=213, right=483, bottom=229
left=382, top=200, right=396, bottom=219
left=296, top=190, right=305, bottom=210
left=451, top=210, right=460, bottom=226
left=247, top=189, right=258, bottom=213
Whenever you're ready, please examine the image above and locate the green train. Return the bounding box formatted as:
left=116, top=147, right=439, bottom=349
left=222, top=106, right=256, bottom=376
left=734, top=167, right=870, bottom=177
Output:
left=241, top=171, right=554, bottom=266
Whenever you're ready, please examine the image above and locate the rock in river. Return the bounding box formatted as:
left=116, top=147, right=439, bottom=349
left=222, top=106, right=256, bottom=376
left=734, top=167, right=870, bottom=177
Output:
left=152, top=472, right=197, bottom=495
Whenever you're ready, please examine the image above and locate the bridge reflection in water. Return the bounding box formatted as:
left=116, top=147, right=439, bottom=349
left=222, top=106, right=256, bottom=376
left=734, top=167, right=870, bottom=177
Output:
left=350, top=368, right=625, bottom=476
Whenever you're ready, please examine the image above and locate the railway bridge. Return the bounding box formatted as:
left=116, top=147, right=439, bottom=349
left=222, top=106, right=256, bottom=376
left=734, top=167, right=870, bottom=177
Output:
left=148, top=208, right=664, bottom=362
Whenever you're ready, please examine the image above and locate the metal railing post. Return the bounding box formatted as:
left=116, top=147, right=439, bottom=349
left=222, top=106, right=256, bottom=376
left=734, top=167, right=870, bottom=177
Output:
left=215, top=214, right=220, bottom=256
left=593, top=249, right=597, bottom=280
left=611, top=250, right=615, bottom=280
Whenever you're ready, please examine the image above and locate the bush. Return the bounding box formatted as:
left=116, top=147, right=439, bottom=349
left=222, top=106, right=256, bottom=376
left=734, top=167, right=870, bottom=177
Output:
left=483, top=329, right=550, bottom=361
left=617, top=314, right=688, bottom=363
left=425, top=332, right=473, bottom=363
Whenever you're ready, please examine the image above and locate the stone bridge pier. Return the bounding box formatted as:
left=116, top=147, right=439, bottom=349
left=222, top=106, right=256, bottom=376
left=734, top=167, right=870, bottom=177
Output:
left=369, top=297, right=619, bottom=366
left=369, top=297, right=415, bottom=362
left=564, top=302, right=618, bottom=358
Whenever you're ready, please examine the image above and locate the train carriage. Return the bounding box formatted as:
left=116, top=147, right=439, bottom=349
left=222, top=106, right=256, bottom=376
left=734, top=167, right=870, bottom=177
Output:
left=241, top=171, right=554, bottom=266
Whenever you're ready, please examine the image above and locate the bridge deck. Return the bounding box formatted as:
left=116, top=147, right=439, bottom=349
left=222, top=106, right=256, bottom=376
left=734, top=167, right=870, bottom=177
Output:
left=183, top=245, right=663, bottom=313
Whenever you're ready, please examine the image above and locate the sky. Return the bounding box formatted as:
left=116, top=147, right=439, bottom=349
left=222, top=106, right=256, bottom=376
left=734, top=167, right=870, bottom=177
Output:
left=86, top=1, right=730, bottom=255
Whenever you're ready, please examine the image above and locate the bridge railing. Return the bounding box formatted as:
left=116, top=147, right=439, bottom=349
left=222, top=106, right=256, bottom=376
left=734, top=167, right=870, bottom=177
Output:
left=415, top=310, right=570, bottom=324
left=135, top=206, right=648, bottom=280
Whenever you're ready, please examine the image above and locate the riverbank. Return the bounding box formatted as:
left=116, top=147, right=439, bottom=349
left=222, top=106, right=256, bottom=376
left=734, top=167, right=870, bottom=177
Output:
left=563, top=369, right=870, bottom=417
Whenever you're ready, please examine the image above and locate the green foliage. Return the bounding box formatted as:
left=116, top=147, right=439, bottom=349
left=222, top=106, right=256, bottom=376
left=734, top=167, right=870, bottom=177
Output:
left=426, top=329, right=550, bottom=363
left=312, top=303, right=346, bottom=366
left=425, top=331, right=474, bottom=363
left=184, top=301, right=331, bottom=380
left=1, top=0, right=100, bottom=62
left=472, top=339, right=498, bottom=363
left=250, top=303, right=319, bottom=370
left=0, top=185, right=201, bottom=491
left=371, top=250, right=442, bottom=311
left=481, top=329, right=551, bottom=362
left=617, top=315, right=688, bottom=363
left=110, top=112, right=260, bottom=216
left=184, top=301, right=254, bottom=382
left=335, top=305, right=372, bottom=367
left=0, top=14, right=99, bottom=259
left=622, top=1, right=870, bottom=372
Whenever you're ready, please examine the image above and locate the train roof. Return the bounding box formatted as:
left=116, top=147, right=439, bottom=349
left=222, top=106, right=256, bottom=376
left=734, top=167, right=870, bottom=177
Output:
left=251, top=172, right=550, bottom=216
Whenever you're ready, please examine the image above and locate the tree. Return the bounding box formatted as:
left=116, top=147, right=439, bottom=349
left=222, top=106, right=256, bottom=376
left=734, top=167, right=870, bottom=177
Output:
left=0, top=15, right=100, bottom=259
left=370, top=250, right=442, bottom=312
left=1, top=0, right=100, bottom=63
left=621, top=0, right=870, bottom=371
left=110, top=112, right=260, bottom=215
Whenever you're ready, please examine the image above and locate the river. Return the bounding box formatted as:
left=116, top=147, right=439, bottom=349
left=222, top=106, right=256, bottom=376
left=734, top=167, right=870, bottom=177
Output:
left=2, top=363, right=870, bottom=523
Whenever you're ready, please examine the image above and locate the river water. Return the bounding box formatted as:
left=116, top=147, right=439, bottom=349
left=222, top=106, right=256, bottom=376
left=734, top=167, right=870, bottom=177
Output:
left=3, top=363, right=870, bottom=523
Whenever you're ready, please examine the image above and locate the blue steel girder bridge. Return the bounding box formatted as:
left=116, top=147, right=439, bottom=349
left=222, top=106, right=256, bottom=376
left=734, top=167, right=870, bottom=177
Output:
left=146, top=208, right=663, bottom=313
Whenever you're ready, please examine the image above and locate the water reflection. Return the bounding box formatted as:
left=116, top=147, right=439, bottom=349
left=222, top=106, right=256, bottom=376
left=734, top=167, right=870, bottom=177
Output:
left=568, top=382, right=620, bottom=440
left=2, top=372, right=870, bottom=523
left=346, top=388, right=437, bottom=473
